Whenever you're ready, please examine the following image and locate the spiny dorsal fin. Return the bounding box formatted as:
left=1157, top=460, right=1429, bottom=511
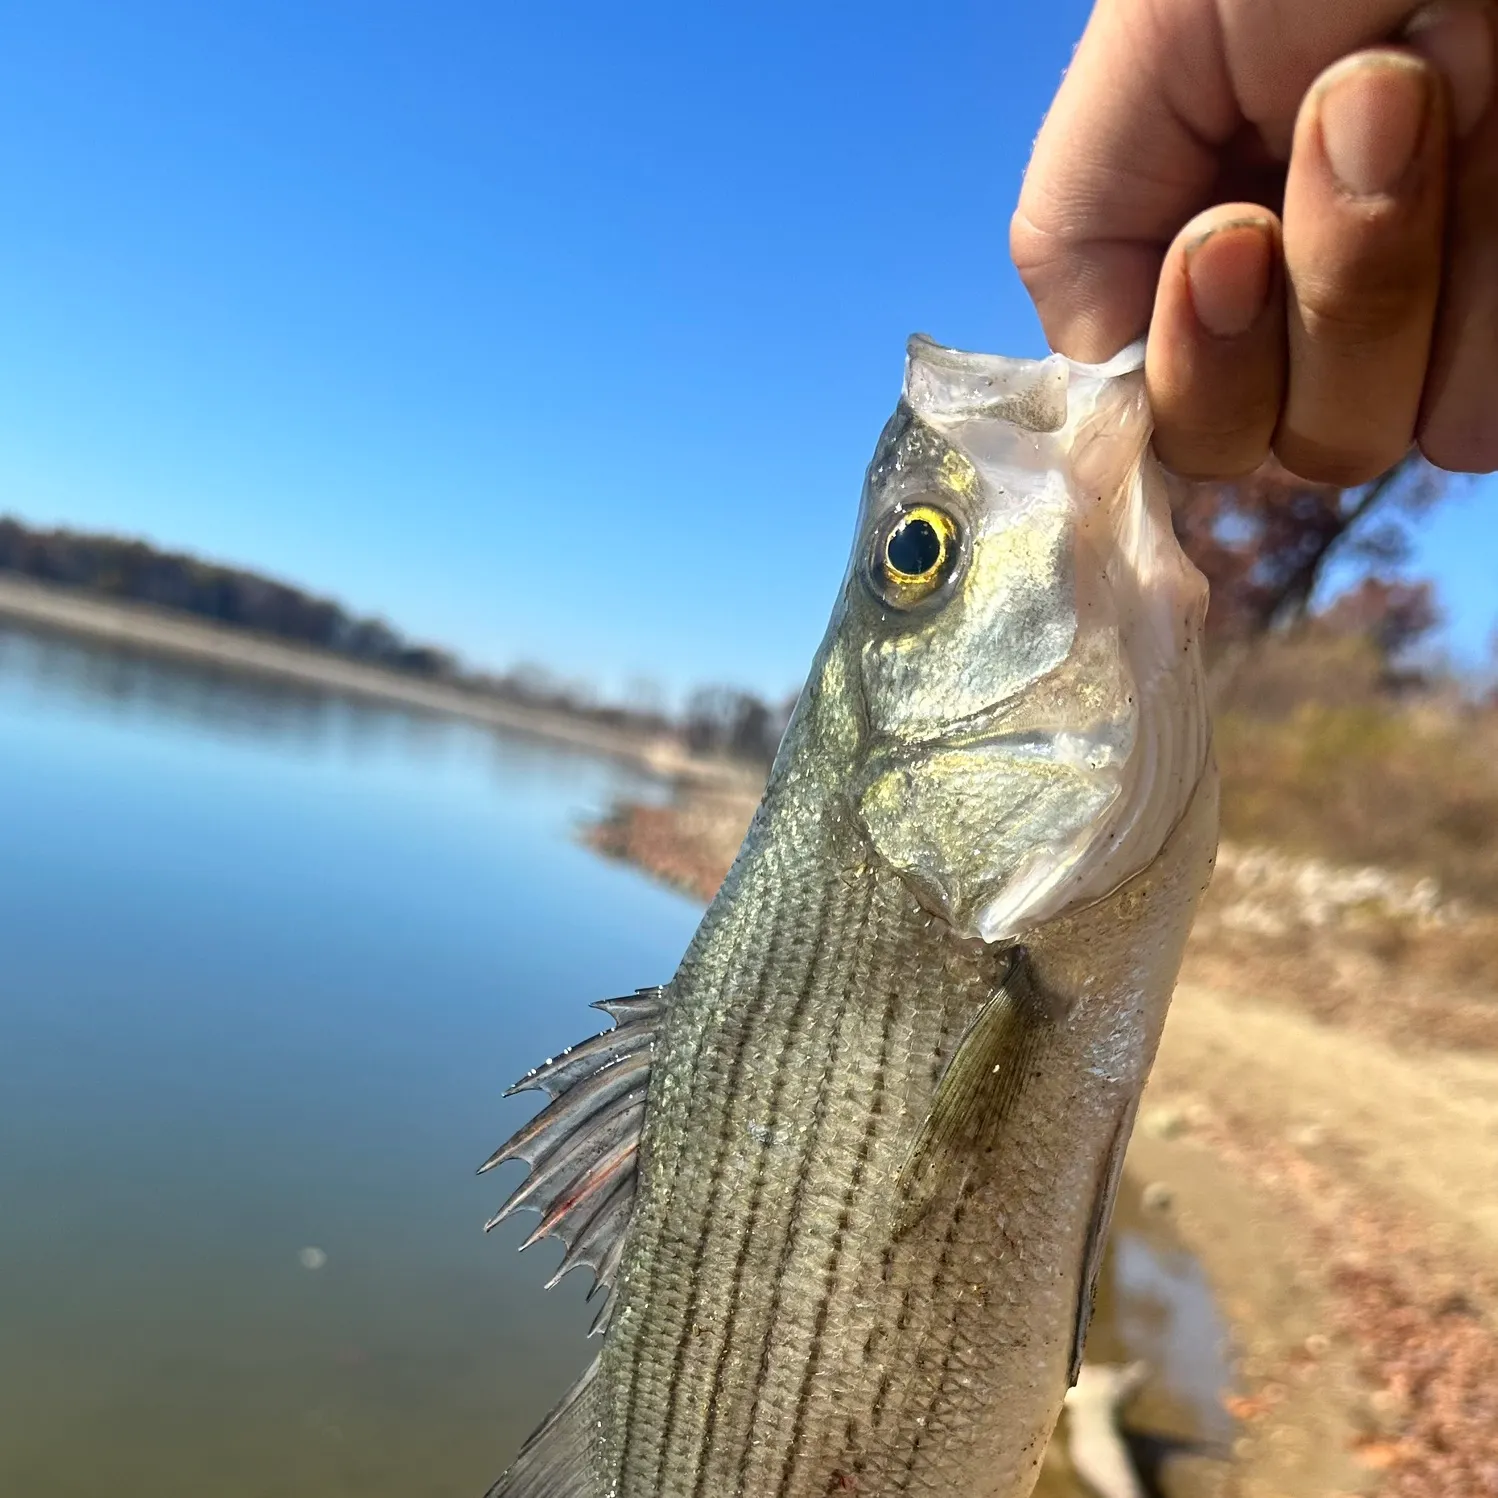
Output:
left=485, top=1355, right=600, bottom=1498
left=480, top=987, right=662, bottom=1315
left=894, top=950, right=1053, bottom=1234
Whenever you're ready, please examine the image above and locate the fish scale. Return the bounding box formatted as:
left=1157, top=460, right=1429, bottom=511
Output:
left=595, top=789, right=1137, bottom=1498
left=614, top=814, right=848, bottom=1493
left=482, top=336, right=1218, bottom=1498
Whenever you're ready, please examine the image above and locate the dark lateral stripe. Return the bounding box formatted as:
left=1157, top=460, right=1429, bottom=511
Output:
left=648, top=869, right=828, bottom=1497
left=731, top=872, right=872, bottom=1496
left=720, top=873, right=857, bottom=1495
left=613, top=872, right=778, bottom=1494
left=681, top=874, right=837, bottom=1498
left=774, top=912, right=901, bottom=1498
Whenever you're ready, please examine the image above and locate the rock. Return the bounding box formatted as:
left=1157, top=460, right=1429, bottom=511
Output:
left=1064, top=1362, right=1150, bottom=1498
left=1141, top=1181, right=1174, bottom=1212
left=1143, top=1106, right=1186, bottom=1140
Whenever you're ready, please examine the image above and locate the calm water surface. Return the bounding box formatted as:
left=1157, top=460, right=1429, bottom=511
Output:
left=0, top=624, right=701, bottom=1498
left=0, top=623, right=1231, bottom=1498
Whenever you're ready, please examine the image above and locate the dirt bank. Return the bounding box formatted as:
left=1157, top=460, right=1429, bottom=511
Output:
left=1138, top=984, right=1498, bottom=1496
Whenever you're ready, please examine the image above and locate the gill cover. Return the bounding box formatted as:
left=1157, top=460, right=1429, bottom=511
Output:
left=850, top=336, right=1210, bottom=942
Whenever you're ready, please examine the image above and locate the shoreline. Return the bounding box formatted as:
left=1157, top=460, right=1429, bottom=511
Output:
left=0, top=574, right=757, bottom=789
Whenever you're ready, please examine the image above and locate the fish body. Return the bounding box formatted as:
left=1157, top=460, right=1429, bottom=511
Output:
left=483, top=337, right=1218, bottom=1498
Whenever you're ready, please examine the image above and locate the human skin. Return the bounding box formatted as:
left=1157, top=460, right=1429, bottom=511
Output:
left=1012, top=1, right=1498, bottom=482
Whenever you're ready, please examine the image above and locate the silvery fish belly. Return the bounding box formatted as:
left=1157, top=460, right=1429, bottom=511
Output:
left=481, top=336, right=1219, bottom=1498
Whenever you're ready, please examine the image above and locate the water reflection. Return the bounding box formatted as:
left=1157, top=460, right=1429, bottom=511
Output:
left=1105, top=1207, right=1237, bottom=1450
left=0, top=620, right=367, bottom=749
left=1055, top=1184, right=1235, bottom=1497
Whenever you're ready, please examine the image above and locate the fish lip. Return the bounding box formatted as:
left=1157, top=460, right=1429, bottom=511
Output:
left=902, top=333, right=1147, bottom=435
left=906, top=331, right=1146, bottom=382
left=861, top=688, right=1121, bottom=764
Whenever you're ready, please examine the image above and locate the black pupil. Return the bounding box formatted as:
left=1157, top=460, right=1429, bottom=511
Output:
left=887, top=516, right=943, bottom=578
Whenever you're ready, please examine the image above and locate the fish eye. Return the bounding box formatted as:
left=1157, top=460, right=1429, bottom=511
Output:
left=869, top=502, right=961, bottom=608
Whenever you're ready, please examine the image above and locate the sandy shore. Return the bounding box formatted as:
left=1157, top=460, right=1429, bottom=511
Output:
left=1138, top=983, right=1498, bottom=1497
left=0, top=575, right=753, bottom=787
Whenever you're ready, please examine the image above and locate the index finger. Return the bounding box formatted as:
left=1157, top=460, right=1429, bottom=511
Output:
left=1011, top=0, right=1468, bottom=361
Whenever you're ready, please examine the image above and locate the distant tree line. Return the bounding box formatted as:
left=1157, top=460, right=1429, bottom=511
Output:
left=680, top=686, right=798, bottom=767
left=0, top=515, right=797, bottom=763
left=36, top=463, right=1454, bottom=770
left=0, top=517, right=459, bottom=678
left=467, top=669, right=794, bottom=766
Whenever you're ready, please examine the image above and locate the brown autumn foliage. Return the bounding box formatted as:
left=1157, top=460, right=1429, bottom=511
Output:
left=1167, top=456, right=1498, bottom=1048
left=1208, top=633, right=1498, bottom=899
left=1164, top=453, right=1498, bottom=907
left=1170, top=450, right=1447, bottom=650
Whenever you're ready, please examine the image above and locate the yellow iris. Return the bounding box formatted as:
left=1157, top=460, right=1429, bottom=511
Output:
left=877, top=503, right=959, bottom=606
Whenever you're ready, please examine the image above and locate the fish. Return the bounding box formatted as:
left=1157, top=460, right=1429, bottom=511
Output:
left=480, top=334, right=1218, bottom=1498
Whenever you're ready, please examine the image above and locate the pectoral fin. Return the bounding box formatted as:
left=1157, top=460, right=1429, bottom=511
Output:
left=895, top=951, right=1052, bottom=1234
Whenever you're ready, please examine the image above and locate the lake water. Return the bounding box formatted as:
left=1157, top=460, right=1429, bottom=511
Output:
left=0, top=621, right=1231, bottom=1498
left=0, top=623, right=703, bottom=1498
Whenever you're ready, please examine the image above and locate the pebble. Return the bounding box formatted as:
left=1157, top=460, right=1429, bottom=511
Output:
left=1367, top=1387, right=1411, bottom=1431
left=1143, top=1106, right=1186, bottom=1140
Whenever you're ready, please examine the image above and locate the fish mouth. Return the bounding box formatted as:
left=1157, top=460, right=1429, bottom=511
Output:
left=934, top=715, right=1130, bottom=775
left=863, top=677, right=1134, bottom=777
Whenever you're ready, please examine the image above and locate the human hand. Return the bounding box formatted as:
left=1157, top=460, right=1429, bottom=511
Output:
left=1012, top=1, right=1497, bottom=482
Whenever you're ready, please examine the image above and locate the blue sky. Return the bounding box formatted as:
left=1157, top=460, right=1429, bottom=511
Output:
left=0, top=1, right=1490, bottom=704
